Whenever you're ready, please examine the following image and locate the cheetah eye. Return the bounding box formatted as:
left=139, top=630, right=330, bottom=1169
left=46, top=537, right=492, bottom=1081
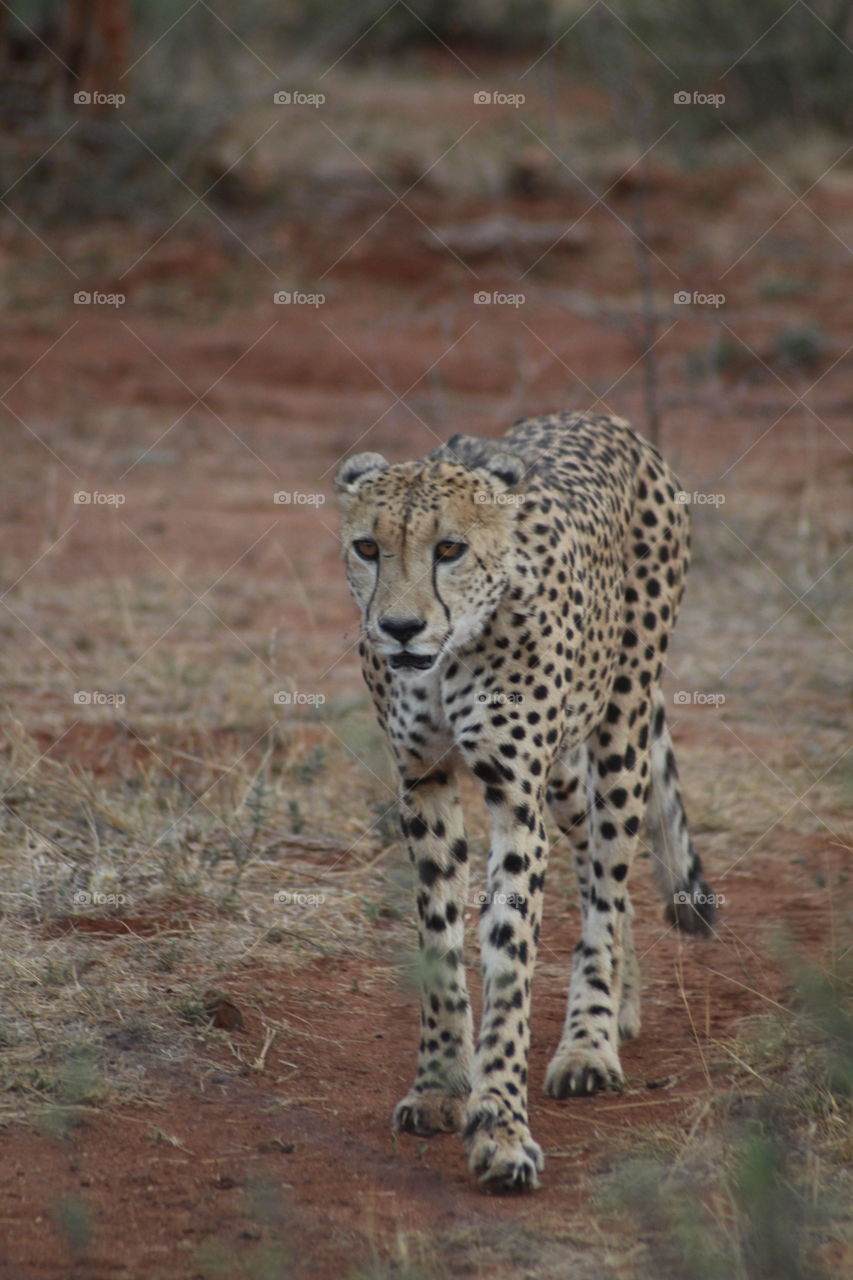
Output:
left=353, top=538, right=379, bottom=561
left=434, top=540, right=467, bottom=563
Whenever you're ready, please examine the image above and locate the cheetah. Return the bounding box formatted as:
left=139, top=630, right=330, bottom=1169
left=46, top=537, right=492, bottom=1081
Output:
left=335, top=411, right=716, bottom=1192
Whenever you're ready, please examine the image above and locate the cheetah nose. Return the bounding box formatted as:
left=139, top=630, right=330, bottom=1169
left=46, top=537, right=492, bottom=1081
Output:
left=379, top=617, right=426, bottom=645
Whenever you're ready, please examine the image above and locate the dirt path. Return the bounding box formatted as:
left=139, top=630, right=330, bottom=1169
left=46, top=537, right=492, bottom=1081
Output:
left=1, top=833, right=838, bottom=1279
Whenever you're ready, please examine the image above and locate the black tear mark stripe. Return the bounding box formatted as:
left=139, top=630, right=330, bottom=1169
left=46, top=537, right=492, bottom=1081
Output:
left=432, top=560, right=452, bottom=628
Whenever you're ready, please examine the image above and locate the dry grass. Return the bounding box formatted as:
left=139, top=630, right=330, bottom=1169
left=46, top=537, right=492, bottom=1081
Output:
left=597, top=950, right=853, bottom=1280
left=0, top=664, right=403, bottom=1124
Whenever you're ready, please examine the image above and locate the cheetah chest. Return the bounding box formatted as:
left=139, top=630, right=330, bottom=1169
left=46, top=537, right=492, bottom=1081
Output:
left=385, top=663, right=456, bottom=774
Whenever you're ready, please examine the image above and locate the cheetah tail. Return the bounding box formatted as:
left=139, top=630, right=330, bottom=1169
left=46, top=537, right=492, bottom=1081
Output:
left=644, top=688, right=717, bottom=936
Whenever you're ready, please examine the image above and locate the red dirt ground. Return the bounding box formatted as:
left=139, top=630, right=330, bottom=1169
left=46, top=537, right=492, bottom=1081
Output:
left=1, top=842, right=840, bottom=1279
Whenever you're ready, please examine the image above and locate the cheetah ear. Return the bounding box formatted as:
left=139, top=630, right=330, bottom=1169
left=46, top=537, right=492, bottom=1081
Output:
left=334, top=452, right=390, bottom=496
left=477, top=451, right=527, bottom=491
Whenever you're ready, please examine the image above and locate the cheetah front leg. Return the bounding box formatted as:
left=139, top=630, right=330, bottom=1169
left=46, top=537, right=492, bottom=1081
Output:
left=462, top=777, right=549, bottom=1191
left=391, top=769, right=473, bottom=1137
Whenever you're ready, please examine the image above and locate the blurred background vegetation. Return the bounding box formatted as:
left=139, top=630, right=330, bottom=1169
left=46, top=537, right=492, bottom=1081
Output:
left=2, top=0, right=851, bottom=223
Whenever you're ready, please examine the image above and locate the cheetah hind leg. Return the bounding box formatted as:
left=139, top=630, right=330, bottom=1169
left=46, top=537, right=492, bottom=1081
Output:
left=545, top=745, right=627, bottom=1096
left=617, top=892, right=641, bottom=1041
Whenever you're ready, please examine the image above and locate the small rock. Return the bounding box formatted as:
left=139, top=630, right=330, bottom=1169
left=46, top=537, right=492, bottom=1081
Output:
left=214, top=1174, right=240, bottom=1190
left=202, top=990, right=245, bottom=1032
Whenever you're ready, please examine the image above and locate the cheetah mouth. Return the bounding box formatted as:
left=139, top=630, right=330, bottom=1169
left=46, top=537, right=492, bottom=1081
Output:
left=389, top=652, right=436, bottom=671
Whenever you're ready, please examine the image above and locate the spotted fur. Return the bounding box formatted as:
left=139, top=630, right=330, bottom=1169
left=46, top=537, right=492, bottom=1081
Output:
left=335, top=411, right=716, bottom=1192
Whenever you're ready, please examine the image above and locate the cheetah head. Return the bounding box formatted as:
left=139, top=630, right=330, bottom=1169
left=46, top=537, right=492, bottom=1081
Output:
left=335, top=449, right=526, bottom=671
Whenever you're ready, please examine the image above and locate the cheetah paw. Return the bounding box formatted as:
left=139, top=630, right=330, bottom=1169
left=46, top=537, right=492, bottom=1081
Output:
left=392, top=1090, right=466, bottom=1136
left=618, top=997, right=642, bottom=1042
left=544, top=1042, right=624, bottom=1097
left=463, top=1104, right=543, bottom=1192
